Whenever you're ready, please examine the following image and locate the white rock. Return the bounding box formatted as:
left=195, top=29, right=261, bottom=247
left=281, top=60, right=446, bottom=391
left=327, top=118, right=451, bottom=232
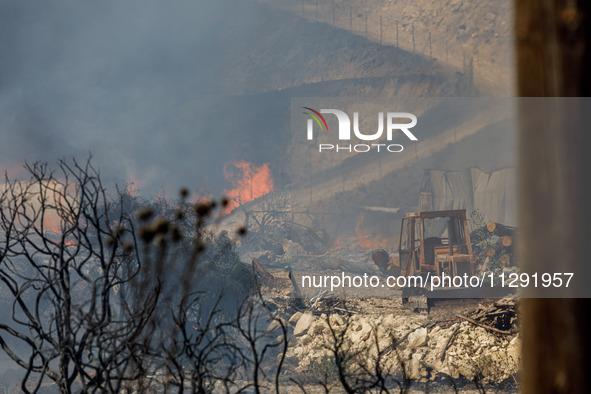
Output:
left=506, top=335, right=521, bottom=363
left=328, top=314, right=344, bottom=327
left=407, top=327, right=428, bottom=349
left=289, top=311, right=302, bottom=324
left=509, top=335, right=520, bottom=346
left=294, top=312, right=314, bottom=336
left=300, top=334, right=314, bottom=346
left=309, top=321, right=325, bottom=335
left=407, top=353, right=423, bottom=379
left=351, top=321, right=372, bottom=343
left=381, top=314, right=396, bottom=328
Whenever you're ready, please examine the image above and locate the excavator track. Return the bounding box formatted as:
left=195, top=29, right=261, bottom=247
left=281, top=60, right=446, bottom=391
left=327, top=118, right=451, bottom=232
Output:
left=402, top=286, right=517, bottom=316
left=401, top=286, right=429, bottom=313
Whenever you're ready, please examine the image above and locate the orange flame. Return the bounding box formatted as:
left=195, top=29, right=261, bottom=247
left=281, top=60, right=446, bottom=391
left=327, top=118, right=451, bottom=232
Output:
left=332, top=236, right=347, bottom=249
left=355, top=215, right=395, bottom=249
left=43, top=216, right=62, bottom=233
left=35, top=181, right=78, bottom=248
left=64, top=239, right=77, bottom=248
left=43, top=221, right=77, bottom=248
left=125, top=174, right=139, bottom=197
left=223, top=161, right=274, bottom=212
left=124, top=162, right=145, bottom=197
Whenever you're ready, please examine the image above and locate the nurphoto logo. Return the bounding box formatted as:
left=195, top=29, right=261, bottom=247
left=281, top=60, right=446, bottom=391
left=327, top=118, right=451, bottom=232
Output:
left=303, top=107, right=418, bottom=153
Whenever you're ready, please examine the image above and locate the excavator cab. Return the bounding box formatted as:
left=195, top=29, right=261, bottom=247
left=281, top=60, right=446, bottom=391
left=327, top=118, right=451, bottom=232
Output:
left=398, top=209, right=475, bottom=278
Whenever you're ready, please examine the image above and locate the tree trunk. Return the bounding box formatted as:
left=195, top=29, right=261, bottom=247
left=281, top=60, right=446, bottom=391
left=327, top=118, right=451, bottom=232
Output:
left=516, top=1, right=591, bottom=393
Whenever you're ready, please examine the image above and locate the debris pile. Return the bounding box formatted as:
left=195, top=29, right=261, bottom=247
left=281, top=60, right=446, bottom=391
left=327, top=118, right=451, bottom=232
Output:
left=471, top=222, right=517, bottom=270
left=272, top=298, right=520, bottom=386
left=458, top=297, right=518, bottom=334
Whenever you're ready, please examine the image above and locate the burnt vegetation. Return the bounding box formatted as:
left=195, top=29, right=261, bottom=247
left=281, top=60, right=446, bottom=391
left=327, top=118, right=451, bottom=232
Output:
left=0, top=159, right=278, bottom=393
left=0, top=159, right=517, bottom=393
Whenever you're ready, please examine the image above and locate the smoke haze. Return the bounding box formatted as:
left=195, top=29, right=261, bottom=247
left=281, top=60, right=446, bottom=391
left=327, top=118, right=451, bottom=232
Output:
left=0, top=0, right=278, bottom=195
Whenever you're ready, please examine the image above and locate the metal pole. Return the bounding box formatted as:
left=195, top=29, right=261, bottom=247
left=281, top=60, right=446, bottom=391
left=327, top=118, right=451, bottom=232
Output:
left=412, top=23, right=415, bottom=52
left=331, top=0, right=335, bottom=24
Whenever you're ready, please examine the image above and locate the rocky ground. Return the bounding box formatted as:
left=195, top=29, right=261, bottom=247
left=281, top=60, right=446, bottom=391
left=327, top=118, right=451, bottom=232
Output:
left=261, top=270, right=520, bottom=392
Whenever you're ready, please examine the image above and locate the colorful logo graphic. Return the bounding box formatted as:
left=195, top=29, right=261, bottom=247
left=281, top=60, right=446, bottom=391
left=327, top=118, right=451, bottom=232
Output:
left=302, top=107, right=329, bottom=132
left=302, top=107, right=418, bottom=153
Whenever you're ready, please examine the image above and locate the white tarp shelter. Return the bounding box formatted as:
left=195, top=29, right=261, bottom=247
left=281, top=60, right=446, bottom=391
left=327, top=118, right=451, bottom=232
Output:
left=420, top=167, right=516, bottom=226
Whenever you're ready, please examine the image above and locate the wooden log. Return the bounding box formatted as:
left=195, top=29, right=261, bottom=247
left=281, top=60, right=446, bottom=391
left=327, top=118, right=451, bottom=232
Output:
left=502, top=235, right=513, bottom=247
left=455, top=314, right=514, bottom=335
left=486, top=221, right=496, bottom=233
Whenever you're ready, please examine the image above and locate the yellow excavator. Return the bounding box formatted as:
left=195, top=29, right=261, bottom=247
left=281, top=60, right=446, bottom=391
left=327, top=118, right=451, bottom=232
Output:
left=396, top=209, right=475, bottom=278
left=385, top=209, right=516, bottom=312
left=389, top=209, right=478, bottom=312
